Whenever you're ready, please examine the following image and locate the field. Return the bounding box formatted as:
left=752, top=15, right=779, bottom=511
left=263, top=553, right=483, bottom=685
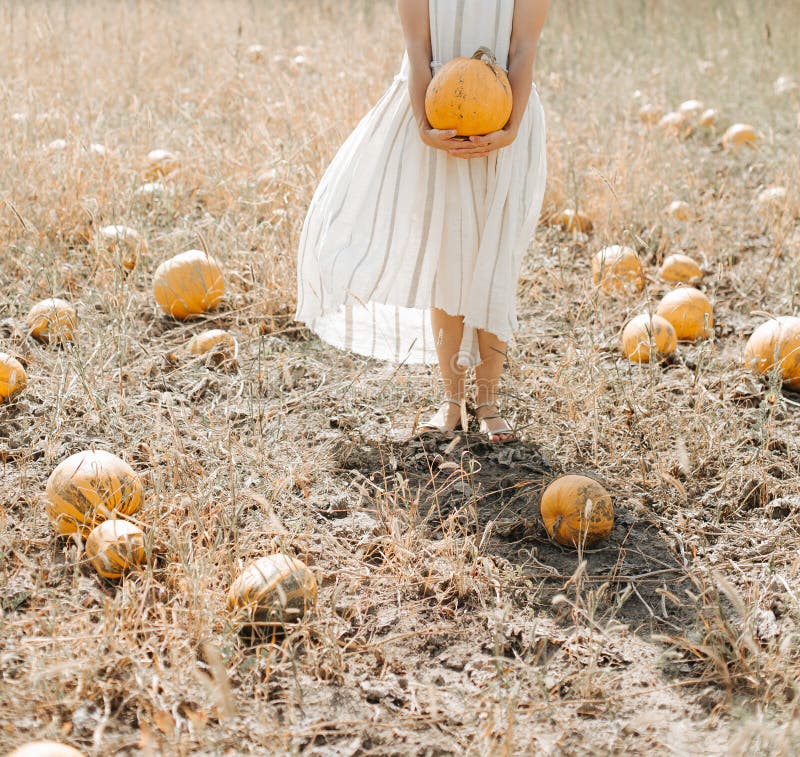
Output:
left=2, top=0, right=800, bottom=754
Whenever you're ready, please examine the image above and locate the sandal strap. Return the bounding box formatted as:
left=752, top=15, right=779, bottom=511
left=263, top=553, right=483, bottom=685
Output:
left=473, top=401, right=499, bottom=410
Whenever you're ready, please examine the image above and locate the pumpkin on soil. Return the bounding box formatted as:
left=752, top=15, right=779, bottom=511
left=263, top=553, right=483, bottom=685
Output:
left=592, top=246, right=645, bottom=295
left=744, top=316, right=800, bottom=390
left=552, top=209, right=593, bottom=234
left=227, top=554, right=317, bottom=630
left=153, top=250, right=225, bottom=319
left=187, top=329, right=238, bottom=359
left=8, top=742, right=86, bottom=757
left=656, top=287, right=713, bottom=340
left=0, top=353, right=27, bottom=401
left=621, top=313, right=677, bottom=363
left=540, top=475, right=614, bottom=548
left=45, top=450, right=143, bottom=535
left=26, top=298, right=77, bottom=343
left=425, top=47, right=512, bottom=137
left=97, top=225, right=146, bottom=271
left=85, top=519, right=146, bottom=579
left=658, top=254, right=703, bottom=284
left=722, top=123, right=757, bottom=149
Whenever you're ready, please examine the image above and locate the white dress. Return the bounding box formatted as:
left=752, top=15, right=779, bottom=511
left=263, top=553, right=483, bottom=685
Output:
left=295, top=0, right=547, bottom=368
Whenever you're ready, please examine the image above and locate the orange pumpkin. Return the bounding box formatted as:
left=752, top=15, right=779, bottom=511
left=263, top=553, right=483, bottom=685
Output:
left=26, top=298, right=77, bottom=343
left=621, top=313, right=677, bottom=363
left=665, top=200, right=692, bottom=221
left=85, top=519, right=146, bottom=579
left=656, top=287, right=713, bottom=340
left=0, top=352, right=27, bottom=402
left=187, top=329, right=238, bottom=358
left=540, top=475, right=614, bottom=548
left=638, top=104, right=663, bottom=125
left=552, top=209, right=593, bottom=234
left=699, top=108, right=718, bottom=128
left=658, top=254, right=703, bottom=284
left=153, top=250, right=225, bottom=319
left=97, top=225, right=146, bottom=271
left=592, top=246, right=645, bottom=295
left=425, top=47, right=512, bottom=137
left=45, top=450, right=143, bottom=535
left=7, top=742, right=85, bottom=757
left=144, top=148, right=179, bottom=179
left=678, top=99, right=704, bottom=118
left=722, top=123, right=757, bottom=149
left=744, top=316, right=800, bottom=390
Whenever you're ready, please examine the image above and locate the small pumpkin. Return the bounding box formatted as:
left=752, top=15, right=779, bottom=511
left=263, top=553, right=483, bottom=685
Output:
left=45, top=450, right=143, bottom=536
left=540, top=475, right=614, bottom=548
left=744, top=316, right=800, bottom=390
left=665, top=200, right=692, bottom=221
left=26, top=298, right=77, bottom=343
left=722, top=123, right=757, bottom=149
left=425, top=47, right=512, bottom=137
left=658, top=254, right=703, bottom=284
left=621, top=313, right=677, bottom=363
left=592, top=246, right=645, bottom=295
left=658, top=111, right=688, bottom=135
left=637, top=104, right=663, bottom=125
left=153, top=250, right=225, bottom=319
left=756, top=186, right=788, bottom=210
left=97, top=225, right=146, bottom=271
left=0, top=352, right=27, bottom=402
left=699, top=108, right=718, bottom=128
left=144, top=149, right=179, bottom=179
left=552, top=209, right=593, bottom=234
left=7, top=742, right=86, bottom=757
left=85, top=519, right=146, bottom=580
left=656, top=286, right=713, bottom=340
left=245, top=44, right=266, bottom=63
left=678, top=99, right=704, bottom=118
left=187, top=329, right=238, bottom=359
left=774, top=76, right=798, bottom=96
left=227, top=554, right=317, bottom=629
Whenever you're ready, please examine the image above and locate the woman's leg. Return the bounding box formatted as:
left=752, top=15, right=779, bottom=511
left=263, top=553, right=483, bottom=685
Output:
left=474, top=329, right=514, bottom=442
left=420, top=307, right=467, bottom=430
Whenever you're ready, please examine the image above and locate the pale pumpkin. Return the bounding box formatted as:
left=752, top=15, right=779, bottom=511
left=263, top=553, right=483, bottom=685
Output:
left=540, top=475, right=614, bottom=548
left=665, top=200, right=692, bottom=221
left=85, top=519, right=146, bottom=579
left=26, top=298, right=77, bottom=343
left=592, top=245, right=645, bottom=295
left=228, top=554, right=317, bottom=629
left=425, top=47, right=512, bottom=137
left=97, top=225, right=146, bottom=271
left=722, top=123, right=757, bottom=149
left=621, top=313, right=677, bottom=363
left=637, top=104, right=663, bottom=125
left=187, top=329, right=238, bottom=358
left=153, top=250, right=225, bottom=319
left=744, top=316, right=800, bottom=390
left=144, top=148, right=179, bottom=179
left=7, top=742, right=85, bottom=757
left=0, top=352, right=27, bottom=402
left=552, top=209, right=593, bottom=234
left=658, top=254, right=703, bottom=284
left=45, top=450, right=143, bottom=535
left=656, top=287, right=713, bottom=340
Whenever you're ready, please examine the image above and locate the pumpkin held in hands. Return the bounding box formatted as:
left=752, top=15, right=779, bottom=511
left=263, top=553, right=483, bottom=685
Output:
left=227, top=554, right=317, bottom=631
left=45, top=450, right=143, bottom=535
left=153, top=250, right=225, bottom=319
left=85, top=519, right=147, bottom=579
left=621, top=313, right=677, bottom=363
left=425, top=47, right=513, bottom=137
left=540, top=475, right=614, bottom=548
left=0, top=352, right=27, bottom=402
left=656, top=287, right=713, bottom=340
left=26, top=298, right=77, bottom=343
left=744, top=316, right=800, bottom=390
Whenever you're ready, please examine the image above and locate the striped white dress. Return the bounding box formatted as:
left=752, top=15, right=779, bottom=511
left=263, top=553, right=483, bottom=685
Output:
left=295, top=0, right=546, bottom=367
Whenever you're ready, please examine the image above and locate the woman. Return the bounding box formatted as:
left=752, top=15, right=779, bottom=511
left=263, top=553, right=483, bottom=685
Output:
left=295, top=0, right=549, bottom=442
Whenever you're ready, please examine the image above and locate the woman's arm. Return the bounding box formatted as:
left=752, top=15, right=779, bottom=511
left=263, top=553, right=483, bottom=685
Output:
left=449, top=0, right=550, bottom=159
left=397, top=0, right=459, bottom=151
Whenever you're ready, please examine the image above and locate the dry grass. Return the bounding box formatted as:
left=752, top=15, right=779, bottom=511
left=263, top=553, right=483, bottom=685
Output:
left=2, top=0, right=800, bottom=754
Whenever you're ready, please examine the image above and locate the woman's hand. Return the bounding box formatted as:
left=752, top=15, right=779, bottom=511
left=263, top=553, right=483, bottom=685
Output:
left=419, top=125, right=459, bottom=150
left=446, top=129, right=517, bottom=159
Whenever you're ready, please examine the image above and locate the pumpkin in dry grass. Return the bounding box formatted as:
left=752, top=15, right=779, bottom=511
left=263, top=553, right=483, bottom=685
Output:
left=46, top=450, right=143, bottom=535
left=228, top=554, right=317, bottom=630
left=187, top=329, right=238, bottom=359
left=26, top=298, right=77, bottom=343
left=678, top=99, right=704, bottom=118
left=658, top=111, right=688, bottom=135
left=540, top=475, right=614, bottom=548
left=621, top=313, right=677, bottom=363
left=97, top=225, right=146, bottom=271
left=665, top=200, right=692, bottom=221
left=722, top=123, right=757, bottom=149
left=658, top=254, right=703, bottom=284
left=153, top=250, right=225, bottom=319
left=656, top=286, right=713, bottom=340
left=637, top=104, right=663, bottom=125
left=425, top=47, right=512, bottom=137
left=552, top=209, right=593, bottom=234
left=85, top=519, right=146, bottom=579
left=774, top=76, right=798, bottom=96
left=592, top=246, right=645, bottom=295
left=144, top=148, right=179, bottom=179
left=756, top=186, right=788, bottom=211
left=699, top=108, right=718, bottom=128
left=8, top=742, right=85, bottom=757
left=0, top=352, right=27, bottom=401
left=744, top=316, right=800, bottom=390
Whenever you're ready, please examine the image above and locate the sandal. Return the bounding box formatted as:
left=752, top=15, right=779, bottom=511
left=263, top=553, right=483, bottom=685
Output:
left=416, top=398, right=465, bottom=436
left=473, top=401, right=516, bottom=443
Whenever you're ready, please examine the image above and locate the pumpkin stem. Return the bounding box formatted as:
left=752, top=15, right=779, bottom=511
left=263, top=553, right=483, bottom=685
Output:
left=471, top=46, right=498, bottom=65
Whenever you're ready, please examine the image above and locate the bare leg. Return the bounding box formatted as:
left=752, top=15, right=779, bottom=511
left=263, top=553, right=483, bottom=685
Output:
left=419, top=307, right=466, bottom=431
left=474, top=329, right=514, bottom=442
